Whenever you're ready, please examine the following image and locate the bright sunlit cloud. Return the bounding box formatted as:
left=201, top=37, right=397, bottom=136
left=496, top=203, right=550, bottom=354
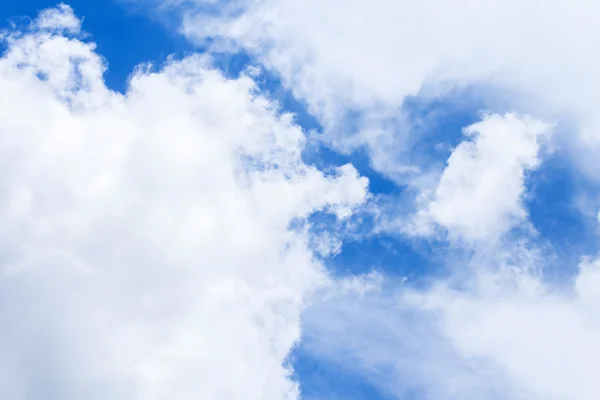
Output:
left=0, top=6, right=367, bottom=398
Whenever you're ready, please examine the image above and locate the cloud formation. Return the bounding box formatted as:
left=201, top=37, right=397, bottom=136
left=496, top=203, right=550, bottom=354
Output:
left=169, top=3, right=600, bottom=398
left=180, top=0, right=600, bottom=184
left=0, top=6, right=367, bottom=399
left=411, top=113, right=551, bottom=243
left=4, top=1, right=600, bottom=399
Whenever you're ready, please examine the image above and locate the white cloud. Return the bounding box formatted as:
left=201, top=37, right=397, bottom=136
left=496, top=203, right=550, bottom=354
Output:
left=410, top=113, right=551, bottom=243
left=35, top=3, right=82, bottom=34
left=299, top=249, right=600, bottom=400
left=418, top=255, right=600, bottom=400
left=177, top=0, right=600, bottom=184
left=0, top=6, right=367, bottom=399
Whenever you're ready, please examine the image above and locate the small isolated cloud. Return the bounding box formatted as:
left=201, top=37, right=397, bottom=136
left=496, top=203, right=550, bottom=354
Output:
left=410, top=113, right=551, bottom=244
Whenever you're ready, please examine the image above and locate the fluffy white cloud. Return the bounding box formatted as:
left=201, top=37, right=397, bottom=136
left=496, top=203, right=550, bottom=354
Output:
left=35, top=3, right=82, bottom=34
left=0, top=6, right=367, bottom=399
left=410, top=113, right=551, bottom=243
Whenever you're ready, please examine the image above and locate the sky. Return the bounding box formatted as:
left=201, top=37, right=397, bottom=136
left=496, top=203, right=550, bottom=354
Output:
left=0, top=1, right=600, bottom=399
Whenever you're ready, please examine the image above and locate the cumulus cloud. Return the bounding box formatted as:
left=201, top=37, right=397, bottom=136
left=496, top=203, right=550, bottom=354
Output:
left=410, top=113, right=551, bottom=243
left=0, top=6, right=367, bottom=399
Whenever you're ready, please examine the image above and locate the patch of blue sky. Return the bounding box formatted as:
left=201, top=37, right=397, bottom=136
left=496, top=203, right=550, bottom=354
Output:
left=525, top=152, right=599, bottom=285
left=304, top=144, right=403, bottom=195
left=290, top=346, right=397, bottom=400
left=331, top=233, right=444, bottom=280
left=306, top=208, right=453, bottom=284
left=209, top=48, right=323, bottom=132
left=404, top=84, right=492, bottom=169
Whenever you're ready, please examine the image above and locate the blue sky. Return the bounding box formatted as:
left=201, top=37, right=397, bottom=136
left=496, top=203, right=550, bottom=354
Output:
left=1, top=1, right=600, bottom=399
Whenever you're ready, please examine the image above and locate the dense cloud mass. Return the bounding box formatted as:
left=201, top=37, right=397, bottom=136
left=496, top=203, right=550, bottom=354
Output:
left=0, top=5, right=367, bottom=399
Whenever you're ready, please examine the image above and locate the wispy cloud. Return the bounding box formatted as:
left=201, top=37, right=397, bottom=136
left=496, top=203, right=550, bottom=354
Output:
left=177, top=0, right=600, bottom=186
